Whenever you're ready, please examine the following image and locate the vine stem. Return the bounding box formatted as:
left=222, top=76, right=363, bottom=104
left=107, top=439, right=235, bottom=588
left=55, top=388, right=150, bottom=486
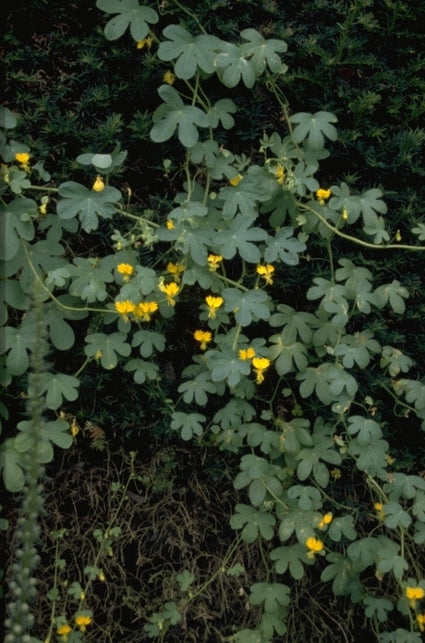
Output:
left=21, top=239, right=116, bottom=316
left=298, top=202, right=425, bottom=252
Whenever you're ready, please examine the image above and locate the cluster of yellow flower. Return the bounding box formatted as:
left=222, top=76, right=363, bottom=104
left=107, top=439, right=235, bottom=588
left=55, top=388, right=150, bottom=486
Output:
left=57, top=615, right=92, bottom=641
left=256, top=264, right=275, bottom=285
left=115, top=299, right=159, bottom=322
left=238, top=348, right=270, bottom=383
left=405, top=586, right=425, bottom=631
left=305, top=513, right=334, bottom=559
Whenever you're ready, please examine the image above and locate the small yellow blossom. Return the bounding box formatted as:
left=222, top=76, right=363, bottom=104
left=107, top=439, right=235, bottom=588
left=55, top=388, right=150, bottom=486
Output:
left=94, top=350, right=103, bottom=362
left=39, top=197, right=49, bottom=216
left=133, top=301, right=159, bottom=322
left=417, top=613, right=425, bottom=632
left=405, top=586, right=425, bottom=608
left=15, top=152, right=30, bottom=164
left=166, top=219, right=175, bottom=229
left=318, top=512, right=333, bottom=529
left=305, top=537, right=324, bottom=558
left=256, top=264, right=275, bottom=285
left=207, top=254, right=223, bottom=272
left=385, top=453, right=395, bottom=465
left=92, top=175, right=105, bottom=192
left=1, top=164, right=10, bottom=183
left=57, top=623, right=72, bottom=641
left=252, top=356, right=270, bottom=384
left=374, top=502, right=386, bottom=521
left=98, top=569, right=106, bottom=582
left=239, top=347, right=256, bottom=361
left=70, top=418, right=80, bottom=438
left=331, top=468, right=341, bottom=480
left=115, top=300, right=136, bottom=322
left=342, top=206, right=349, bottom=220
left=163, top=70, right=176, bottom=85
left=159, top=281, right=179, bottom=306
left=167, top=262, right=185, bottom=280
left=194, top=329, right=212, bottom=350
left=395, top=229, right=402, bottom=242
left=229, top=174, right=242, bottom=187
left=316, top=188, right=331, bottom=202
left=137, top=36, right=153, bottom=49
left=75, top=615, right=92, bottom=632
left=205, top=295, right=224, bottom=318
left=276, top=164, right=285, bottom=184
left=117, top=263, right=134, bottom=282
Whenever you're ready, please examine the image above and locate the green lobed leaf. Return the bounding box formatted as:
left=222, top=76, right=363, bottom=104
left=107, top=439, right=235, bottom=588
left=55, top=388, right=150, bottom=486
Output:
left=230, top=503, right=276, bottom=543
left=85, top=332, right=131, bottom=369
left=124, top=358, right=159, bottom=383
left=264, top=228, right=306, bottom=265
left=97, top=0, right=158, bottom=41
left=240, top=28, right=288, bottom=75
left=0, top=198, right=36, bottom=261
left=151, top=85, right=209, bottom=148
left=249, top=582, right=291, bottom=613
left=0, top=438, right=26, bottom=492
left=290, top=111, right=338, bottom=150
left=270, top=544, right=306, bottom=580
left=158, top=26, right=220, bottom=78
left=216, top=42, right=257, bottom=88
left=170, top=411, right=206, bottom=441
left=57, top=181, right=121, bottom=232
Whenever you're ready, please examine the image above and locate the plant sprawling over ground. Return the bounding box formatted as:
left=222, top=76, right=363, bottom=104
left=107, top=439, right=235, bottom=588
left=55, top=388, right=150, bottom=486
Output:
left=1, top=0, right=425, bottom=641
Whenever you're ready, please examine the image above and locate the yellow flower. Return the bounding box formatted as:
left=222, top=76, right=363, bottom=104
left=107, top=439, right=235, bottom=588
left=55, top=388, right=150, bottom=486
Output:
left=331, top=468, right=341, bottom=480
left=39, top=197, right=49, bottom=216
left=276, top=164, right=285, bottom=184
left=252, top=356, right=270, bottom=384
left=229, top=174, right=242, bottom=187
left=318, top=512, right=333, bottom=529
left=395, top=229, right=402, bottom=242
left=117, top=263, right=134, bottom=282
left=205, top=295, right=224, bottom=318
left=166, top=219, right=175, bottom=229
left=15, top=152, right=30, bottom=164
left=207, top=254, right=223, bottom=272
left=94, top=349, right=103, bottom=362
left=194, top=329, right=212, bottom=350
left=405, top=586, right=425, bottom=608
left=256, top=264, right=275, bottom=285
left=137, top=36, right=153, bottom=49
left=1, top=163, right=10, bottom=183
left=14, top=151, right=31, bottom=172
left=57, top=623, right=72, bottom=641
left=75, top=615, right=92, bottom=632
left=239, top=347, right=256, bottom=361
left=342, top=206, right=349, bottom=220
left=133, top=301, right=159, bottom=322
left=115, top=300, right=136, bottom=322
left=159, top=281, right=179, bottom=306
left=98, top=569, right=106, bottom=582
left=92, top=175, right=105, bottom=192
left=305, top=537, right=324, bottom=558
left=374, top=502, right=386, bottom=521
left=70, top=418, right=80, bottom=438
left=163, top=70, right=175, bottom=85
left=417, top=613, right=425, bottom=632
left=167, top=262, right=185, bottom=280
left=316, top=188, right=331, bottom=202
